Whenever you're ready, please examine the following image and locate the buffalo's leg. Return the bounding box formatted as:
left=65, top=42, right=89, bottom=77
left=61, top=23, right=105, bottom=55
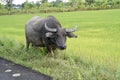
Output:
left=50, top=49, right=54, bottom=57
left=47, top=46, right=54, bottom=57
left=26, top=40, right=30, bottom=50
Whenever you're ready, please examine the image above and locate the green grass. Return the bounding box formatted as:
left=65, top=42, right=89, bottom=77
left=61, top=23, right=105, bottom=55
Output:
left=0, top=9, right=120, bottom=80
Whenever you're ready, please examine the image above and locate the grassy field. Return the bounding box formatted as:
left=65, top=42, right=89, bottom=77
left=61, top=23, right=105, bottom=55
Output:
left=0, top=9, right=120, bottom=80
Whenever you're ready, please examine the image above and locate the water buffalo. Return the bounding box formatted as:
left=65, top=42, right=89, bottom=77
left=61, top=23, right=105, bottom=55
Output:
left=25, top=15, right=77, bottom=57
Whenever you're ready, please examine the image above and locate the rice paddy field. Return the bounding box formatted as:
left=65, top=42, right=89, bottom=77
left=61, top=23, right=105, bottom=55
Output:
left=0, top=9, right=120, bottom=80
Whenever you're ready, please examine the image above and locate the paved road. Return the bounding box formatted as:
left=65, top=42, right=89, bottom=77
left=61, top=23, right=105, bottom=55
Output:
left=0, top=57, right=52, bottom=80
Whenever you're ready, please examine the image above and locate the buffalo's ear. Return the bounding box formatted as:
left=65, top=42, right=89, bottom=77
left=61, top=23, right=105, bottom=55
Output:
left=45, top=32, right=53, bottom=37
left=66, top=32, right=77, bottom=38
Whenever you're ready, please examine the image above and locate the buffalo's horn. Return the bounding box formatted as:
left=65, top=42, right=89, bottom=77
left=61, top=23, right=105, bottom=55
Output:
left=66, top=26, right=77, bottom=32
left=45, top=23, right=57, bottom=32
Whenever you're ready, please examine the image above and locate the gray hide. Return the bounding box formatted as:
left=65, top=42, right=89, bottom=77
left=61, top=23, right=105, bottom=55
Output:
left=25, top=16, right=77, bottom=57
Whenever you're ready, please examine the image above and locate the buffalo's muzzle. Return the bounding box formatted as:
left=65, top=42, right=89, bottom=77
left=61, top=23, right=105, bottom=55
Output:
left=58, top=46, right=66, bottom=50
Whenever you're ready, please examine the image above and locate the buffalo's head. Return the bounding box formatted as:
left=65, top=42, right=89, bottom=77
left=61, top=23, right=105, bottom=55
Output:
left=45, top=23, right=77, bottom=50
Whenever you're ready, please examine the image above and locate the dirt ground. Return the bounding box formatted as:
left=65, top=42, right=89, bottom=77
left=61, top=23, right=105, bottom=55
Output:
left=0, top=57, right=53, bottom=80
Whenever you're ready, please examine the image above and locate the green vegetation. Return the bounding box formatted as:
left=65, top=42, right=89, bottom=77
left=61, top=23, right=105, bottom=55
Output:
left=0, top=0, right=120, bottom=15
left=0, top=9, right=120, bottom=80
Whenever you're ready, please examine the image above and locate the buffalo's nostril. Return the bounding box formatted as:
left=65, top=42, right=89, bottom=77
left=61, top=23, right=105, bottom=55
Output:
left=64, top=46, right=66, bottom=49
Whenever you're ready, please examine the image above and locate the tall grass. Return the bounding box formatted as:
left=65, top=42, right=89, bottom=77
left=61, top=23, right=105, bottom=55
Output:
left=0, top=9, right=120, bottom=80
